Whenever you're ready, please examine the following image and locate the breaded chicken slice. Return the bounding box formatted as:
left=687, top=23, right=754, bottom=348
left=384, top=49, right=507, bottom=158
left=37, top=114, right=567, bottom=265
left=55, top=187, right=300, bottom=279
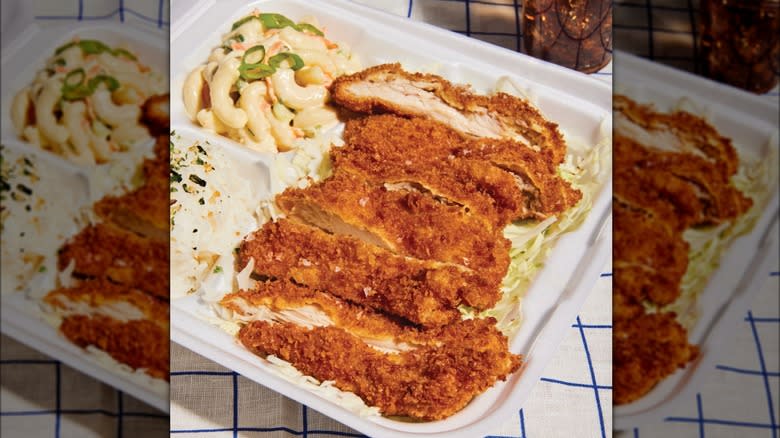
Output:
left=342, top=115, right=581, bottom=221
left=332, top=140, right=524, bottom=230
left=57, top=223, right=169, bottom=299
left=613, top=311, right=698, bottom=405
left=615, top=135, right=752, bottom=225
left=613, top=201, right=689, bottom=306
left=331, top=63, right=567, bottom=164
left=614, top=94, right=738, bottom=178
left=45, top=278, right=169, bottom=380
left=141, top=94, right=170, bottom=137
left=239, top=220, right=499, bottom=326
left=275, top=172, right=511, bottom=286
left=60, top=315, right=169, bottom=380
left=229, top=283, right=521, bottom=420
left=94, top=135, right=169, bottom=242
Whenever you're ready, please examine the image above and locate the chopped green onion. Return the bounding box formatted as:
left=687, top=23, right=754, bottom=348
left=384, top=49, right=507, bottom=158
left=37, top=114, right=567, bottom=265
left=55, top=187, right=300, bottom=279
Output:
left=112, top=48, right=138, bottom=61
left=258, top=13, right=297, bottom=30
left=296, top=23, right=324, bottom=36
left=243, top=45, right=266, bottom=64
left=268, top=52, right=304, bottom=71
left=239, top=62, right=275, bottom=81
left=88, top=75, right=120, bottom=92
left=63, top=68, right=86, bottom=88
left=54, top=41, right=77, bottom=55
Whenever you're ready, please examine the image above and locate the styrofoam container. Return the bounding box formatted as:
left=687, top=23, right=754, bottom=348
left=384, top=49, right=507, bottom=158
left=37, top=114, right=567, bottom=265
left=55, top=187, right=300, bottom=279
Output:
left=170, top=1, right=612, bottom=436
left=613, top=51, right=780, bottom=430
left=0, top=21, right=169, bottom=412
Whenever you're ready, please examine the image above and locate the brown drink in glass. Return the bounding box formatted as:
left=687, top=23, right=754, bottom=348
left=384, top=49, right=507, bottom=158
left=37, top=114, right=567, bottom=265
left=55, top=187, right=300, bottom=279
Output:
left=700, top=0, right=780, bottom=94
left=522, top=0, right=612, bottom=73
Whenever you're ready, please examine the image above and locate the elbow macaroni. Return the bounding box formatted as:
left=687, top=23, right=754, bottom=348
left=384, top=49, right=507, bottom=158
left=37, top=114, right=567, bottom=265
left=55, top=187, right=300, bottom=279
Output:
left=183, top=11, right=362, bottom=153
left=10, top=39, right=164, bottom=164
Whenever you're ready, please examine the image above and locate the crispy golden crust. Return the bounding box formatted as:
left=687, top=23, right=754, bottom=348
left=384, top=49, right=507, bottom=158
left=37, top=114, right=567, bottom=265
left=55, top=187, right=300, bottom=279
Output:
left=613, top=202, right=689, bottom=306
left=616, top=135, right=752, bottom=225
left=43, top=278, right=168, bottom=326
left=239, top=220, right=498, bottom=325
left=59, top=314, right=169, bottom=381
left=57, top=223, right=169, bottom=299
left=276, top=172, right=511, bottom=286
left=94, top=136, right=169, bottom=242
left=614, top=94, right=738, bottom=178
left=141, top=94, right=170, bottom=137
left=342, top=115, right=581, bottom=221
left=613, top=312, right=698, bottom=405
left=223, top=281, right=430, bottom=342
left=331, top=63, right=567, bottom=164
left=332, top=143, right=524, bottom=230
left=238, top=317, right=521, bottom=420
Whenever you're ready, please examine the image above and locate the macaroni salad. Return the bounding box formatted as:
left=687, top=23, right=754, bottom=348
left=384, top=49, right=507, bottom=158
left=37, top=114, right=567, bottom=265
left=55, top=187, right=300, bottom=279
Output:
left=183, top=11, right=361, bottom=153
left=10, top=39, right=165, bottom=165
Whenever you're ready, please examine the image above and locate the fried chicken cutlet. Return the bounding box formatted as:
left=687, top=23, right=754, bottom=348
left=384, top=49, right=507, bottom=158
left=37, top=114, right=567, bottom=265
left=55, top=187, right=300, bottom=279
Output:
left=239, top=220, right=499, bottom=326
left=613, top=201, right=689, bottom=306
left=342, top=115, right=581, bottom=222
left=227, top=282, right=521, bottom=420
left=94, top=136, right=169, bottom=242
left=613, top=311, right=698, bottom=405
left=275, top=172, right=511, bottom=286
left=57, top=223, right=169, bottom=299
left=614, top=94, right=738, bottom=178
left=44, top=278, right=169, bottom=380
left=331, top=63, right=567, bottom=164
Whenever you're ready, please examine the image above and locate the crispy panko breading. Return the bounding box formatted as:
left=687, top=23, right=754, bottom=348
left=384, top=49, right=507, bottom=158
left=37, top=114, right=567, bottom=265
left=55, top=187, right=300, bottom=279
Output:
left=276, top=172, right=511, bottom=285
left=342, top=115, right=581, bottom=221
left=613, top=312, right=698, bottom=405
left=613, top=201, right=688, bottom=307
left=615, top=135, right=752, bottom=225
left=239, top=220, right=499, bottom=326
left=331, top=63, right=567, bottom=164
left=238, top=314, right=520, bottom=420
left=141, top=94, right=170, bottom=137
left=94, top=136, right=169, bottom=242
left=57, top=223, right=169, bottom=299
left=43, top=278, right=168, bottom=325
left=614, top=94, right=738, bottom=178
left=60, top=315, right=169, bottom=381
left=332, top=141, right=524, bottom=230
left=613, top=95, right=751, bottom=405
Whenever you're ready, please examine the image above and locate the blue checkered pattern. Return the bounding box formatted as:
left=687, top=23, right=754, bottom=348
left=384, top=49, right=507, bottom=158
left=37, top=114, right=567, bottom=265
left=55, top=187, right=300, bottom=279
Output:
left=0, top=1, right=169, bottom=437
left=167, top=1, right=612, bottom=437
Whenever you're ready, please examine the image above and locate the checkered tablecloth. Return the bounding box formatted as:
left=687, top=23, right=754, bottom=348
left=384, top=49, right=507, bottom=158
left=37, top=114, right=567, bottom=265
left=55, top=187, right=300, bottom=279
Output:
left=169, top=1, right=613, bottom=438
left=614, top=1, right=780, bottom=437
left=0, top=1, right=169, bottom=437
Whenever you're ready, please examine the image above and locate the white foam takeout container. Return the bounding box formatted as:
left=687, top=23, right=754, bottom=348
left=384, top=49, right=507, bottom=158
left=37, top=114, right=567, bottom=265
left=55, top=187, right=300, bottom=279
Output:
left=170, top=0, right=612, bottom=436
left=0, top=21, right=169, bottom=412
left=613, top=52, right=780, bottom=430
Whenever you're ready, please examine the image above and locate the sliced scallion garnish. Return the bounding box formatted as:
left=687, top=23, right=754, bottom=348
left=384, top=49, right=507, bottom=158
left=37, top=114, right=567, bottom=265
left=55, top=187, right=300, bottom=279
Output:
left=268, top=52, right=304, bottom=71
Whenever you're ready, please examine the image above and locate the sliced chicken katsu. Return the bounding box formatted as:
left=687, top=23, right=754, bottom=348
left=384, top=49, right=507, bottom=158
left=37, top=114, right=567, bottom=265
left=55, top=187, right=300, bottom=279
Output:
left=275, top=172, right=511, bottom=286
left=342, top=115, right=581, bottom=221
left=239, top=220, right=499, bottom=326
left=60, top=315, right=169, bottom=380
left=332, top=139, right=524, bottom=230
left=45, top=278, right=169, bottom=380
left=331, top=63, right=567, bottom=164
left=613, top=311, right=698, bottom=405
left=141, top=94, right=170, bottom=137
left=615, top=134, right=752, bottom=225
left=57, top=223, right=169, bottom=299
left=614, top=94, right=738, bottom=178
left=227, top=282, right=521, bottom=420
left=94, top=137, right=169, bottom=242
left=613, top=202, right=689, bottom=306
